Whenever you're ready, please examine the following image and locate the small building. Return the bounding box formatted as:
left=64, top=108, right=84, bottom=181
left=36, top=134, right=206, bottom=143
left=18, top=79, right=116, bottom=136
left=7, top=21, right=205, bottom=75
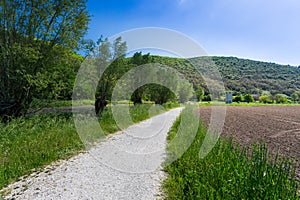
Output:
left=225, top=91, right=233, bottom=104
left=251, top=94, right=260, bottom=101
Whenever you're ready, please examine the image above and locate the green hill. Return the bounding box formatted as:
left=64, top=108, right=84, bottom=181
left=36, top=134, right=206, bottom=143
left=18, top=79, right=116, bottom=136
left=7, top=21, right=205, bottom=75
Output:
left=149, top=55, right=300, bottom=96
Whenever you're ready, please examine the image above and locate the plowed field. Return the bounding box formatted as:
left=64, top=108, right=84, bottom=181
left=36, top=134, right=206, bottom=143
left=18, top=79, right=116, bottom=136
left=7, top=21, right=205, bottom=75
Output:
left=197, top=106, right=300, bottom=176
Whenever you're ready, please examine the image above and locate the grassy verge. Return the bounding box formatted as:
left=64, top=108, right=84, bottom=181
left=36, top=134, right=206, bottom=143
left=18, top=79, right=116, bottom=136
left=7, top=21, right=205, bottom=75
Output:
left=163, top=107, right=299, bottom=199
left=0, top=103, right=179, bottom=190
left=99, top=103, right=180, bottom=134
left=29, top=99, right=95, bottom=109
left=29, top=99, right=179, bottom=109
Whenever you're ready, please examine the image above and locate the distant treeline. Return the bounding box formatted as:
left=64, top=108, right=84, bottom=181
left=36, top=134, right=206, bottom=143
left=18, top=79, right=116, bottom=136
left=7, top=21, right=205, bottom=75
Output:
left=149, top=55, right=300, bottom=96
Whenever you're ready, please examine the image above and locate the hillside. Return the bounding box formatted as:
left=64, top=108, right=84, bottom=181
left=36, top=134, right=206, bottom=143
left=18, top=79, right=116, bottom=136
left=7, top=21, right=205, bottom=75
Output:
left=149, top=55, right=300, bottom=96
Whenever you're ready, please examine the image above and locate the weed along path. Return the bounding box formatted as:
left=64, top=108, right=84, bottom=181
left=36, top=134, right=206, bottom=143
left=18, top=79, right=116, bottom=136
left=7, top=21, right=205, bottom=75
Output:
left=2, top=108, right=183, bottom=200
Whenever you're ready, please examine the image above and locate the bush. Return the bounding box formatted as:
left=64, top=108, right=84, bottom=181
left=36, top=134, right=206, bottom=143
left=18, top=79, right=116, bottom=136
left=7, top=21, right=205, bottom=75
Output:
left=259, top=95, right=273, bottom=104
left=243, top=94, right=254, bottom=103
left=233, top=95, right=243, bottom=103
left=202, top=94, right=212, bottom=101
left=274, top=94, right=288, bottom=104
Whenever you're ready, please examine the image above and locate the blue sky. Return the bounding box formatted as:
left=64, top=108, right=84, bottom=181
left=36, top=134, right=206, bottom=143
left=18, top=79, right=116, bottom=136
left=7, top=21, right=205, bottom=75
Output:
left=86, top=0, right=300, bottom=66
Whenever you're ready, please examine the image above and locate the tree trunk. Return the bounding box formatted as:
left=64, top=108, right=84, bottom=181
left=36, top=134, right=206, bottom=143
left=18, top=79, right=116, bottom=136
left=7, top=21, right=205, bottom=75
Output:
left=95, top=98, right=107, bottom=115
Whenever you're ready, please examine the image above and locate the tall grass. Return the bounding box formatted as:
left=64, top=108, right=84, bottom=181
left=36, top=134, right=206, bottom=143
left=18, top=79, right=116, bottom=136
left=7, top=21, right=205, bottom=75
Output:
left=163, top=107, right=299, bottom=199
left=0, top=113, right=81, bottom=189
left=0, top=103, right=179, bottom=190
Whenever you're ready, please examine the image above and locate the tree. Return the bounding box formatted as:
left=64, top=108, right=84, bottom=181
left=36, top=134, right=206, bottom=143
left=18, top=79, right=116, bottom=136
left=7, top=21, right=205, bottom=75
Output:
left=0, top=0, right=90, bottom=118
left=94, top=37, right=127, bottom=115
left=233, top=95, right=243, bottom=103
left=146, top=67, right=179, bottom=105
left=243, top=94, right=254, bottom=103
left=259, top=95, right=273, bottom=104
left=291, top=92, right=300, bottom=103
left=274, top=94, right=288, bottom=104
left=261, top=91, right=272, bottom=97
left=130, top=52, right=151, bottom=105
left=195, top=86, right=204, bottom=102
left=148, top=84, right=177, bottom=104
left=202, top=94, right=212, bottom=101
left=177, top=81, right=193, bottom=103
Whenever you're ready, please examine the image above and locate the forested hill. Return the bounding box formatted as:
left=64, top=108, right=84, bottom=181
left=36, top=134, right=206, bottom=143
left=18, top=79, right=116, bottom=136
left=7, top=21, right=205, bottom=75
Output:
left=150, top=55, right=300, bottom=96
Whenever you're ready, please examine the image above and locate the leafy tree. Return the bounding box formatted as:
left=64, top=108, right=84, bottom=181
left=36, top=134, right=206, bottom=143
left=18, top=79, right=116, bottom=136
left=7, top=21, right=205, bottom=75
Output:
left=130, top=52, right=151, bottom=105
left=291, top=91, right=300, bottom=103
left=146, top=67, right=179, bottom=105
left=195, top=86, right=204, bottom=102
left=177, top=81, right=193, bottom=103
left=33, top=49, right=83, bottom=100
left=261, top=91, right=272, bottom=97
left=148, top=84, right=177, bottom=104
left=128, top=56, right=300, bottom=98
left=274, top=94, right=288, bottom=104
left=233, top=95, right=243, bottom=103
left=259, top=95, right=273, bottom=104
left=202, top=94, right=212, bottom=101
left=0, top=0, right=90, bottom=118
left=94, top=37, right=127, bottom=115
left=243, top=94, right=254, bottom=103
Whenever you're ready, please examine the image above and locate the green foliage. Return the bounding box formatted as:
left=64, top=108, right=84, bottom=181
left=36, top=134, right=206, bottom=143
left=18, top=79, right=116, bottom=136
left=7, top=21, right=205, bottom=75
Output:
left=148, top=84, right=177, bottom=105
left=140, top=65, right=180, bottom=105
left=177, top=81, right=193, bottom=103
left=93, top=37, right=128, bottom=114
left=243, top=94, right=254, bottom=103
left=202, top=94, right=212, bottom=101
left=29, top=99, right=95, bottom=109
left=131, top=52, right=151, bottom=65
left=147, top=56, right=300, bottom=97
left=129, top=52, right=151, bottom=104
left=259, top=95, right=273, bottom=104
left=163, top=110, right=299, bottom=199
left=233, top=95, right=243, bottom=103
left=194, top=86, right=204, bottom=102
left=211, top=57, right=300, bottom=96
left=261, top=91, right=272, bottom=96
left=291, top=92, right=300, bottom=103
left=0, top=0, right=90, bottom=118
left=274, top=94, right=288, bottom=104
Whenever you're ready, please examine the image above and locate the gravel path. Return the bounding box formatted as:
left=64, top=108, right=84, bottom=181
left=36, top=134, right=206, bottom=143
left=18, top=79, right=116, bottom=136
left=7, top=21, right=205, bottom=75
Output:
left=2, top=108, right=182, bottom=200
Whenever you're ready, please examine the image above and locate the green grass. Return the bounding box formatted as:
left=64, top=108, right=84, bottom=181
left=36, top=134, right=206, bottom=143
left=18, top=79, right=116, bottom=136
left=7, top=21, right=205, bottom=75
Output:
left=30, top=99, right=95, bottom=109
left=99, top=103, right=179, bottom=134
left=0, top=103, right=179, bottom=190
left=0, top=113, right=81, bottom=189
left=163, top=106, right=299, bottom=199
left=200, top=101, right=300, bottom=107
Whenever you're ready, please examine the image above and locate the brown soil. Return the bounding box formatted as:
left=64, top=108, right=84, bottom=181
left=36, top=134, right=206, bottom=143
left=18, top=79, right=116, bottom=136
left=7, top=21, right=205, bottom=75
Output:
left=197, top=106, right=300, bottom=176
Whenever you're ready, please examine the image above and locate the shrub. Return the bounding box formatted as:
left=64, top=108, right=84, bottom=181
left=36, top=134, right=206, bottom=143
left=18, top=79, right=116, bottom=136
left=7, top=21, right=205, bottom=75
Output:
left=202, top=94, right=212, bottom=101
left=274, top=94, right=288, bottom=104
left=259, top=95, right=273, bottom=104
left=243, top=94, right=254, bottom=103
left=233, top=95, right=243, bottom=103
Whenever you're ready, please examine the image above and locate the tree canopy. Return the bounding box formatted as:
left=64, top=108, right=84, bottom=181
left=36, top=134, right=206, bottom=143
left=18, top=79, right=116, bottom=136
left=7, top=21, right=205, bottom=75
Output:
left=0, top=0, right=90, bottom=118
